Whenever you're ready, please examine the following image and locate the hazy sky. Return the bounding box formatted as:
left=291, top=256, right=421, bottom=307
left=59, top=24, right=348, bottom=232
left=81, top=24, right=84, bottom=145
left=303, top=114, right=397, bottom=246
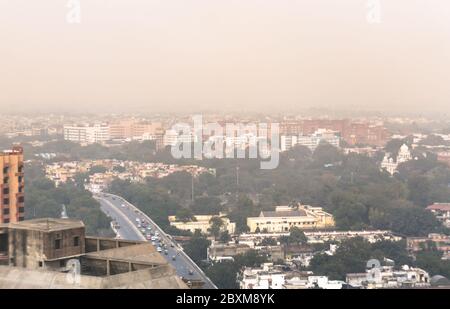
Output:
left=1, top=0, right=449, bottom=114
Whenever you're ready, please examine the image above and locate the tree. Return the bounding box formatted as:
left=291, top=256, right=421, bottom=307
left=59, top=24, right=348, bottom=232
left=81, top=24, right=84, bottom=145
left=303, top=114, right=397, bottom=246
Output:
left=309, top=237, right=372, bottom=280
left=289, top=226, right=308, bottom=245
left=234, top=250, right=268, bottom=268
left=191, top=196, right=223, bottom=215
left=184, top=230, right=211, bottom=264
left=370, top=206, right=441, bottom=236
left=260, top=237, right=277, bottom=246
left=205, top=261, right=239, bottom=289
left=208, top=216, right=224, bottom=240
left=89, top=165, right=107, bottom=175
left=415, top=251, right=450, bottom=278
left=219, top=230, right=232, bottom=243
left=407, top=175, right=432, bottom=207
left=175, top=208, right=195, bottom=223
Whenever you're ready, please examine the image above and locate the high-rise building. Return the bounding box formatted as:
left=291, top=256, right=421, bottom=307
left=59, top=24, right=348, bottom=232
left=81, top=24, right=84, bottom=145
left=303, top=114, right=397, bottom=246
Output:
left=0, top=146, right=25, bottom=224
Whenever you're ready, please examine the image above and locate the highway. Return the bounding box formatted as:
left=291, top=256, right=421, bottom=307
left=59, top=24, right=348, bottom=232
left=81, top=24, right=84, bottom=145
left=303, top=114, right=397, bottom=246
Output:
left=94, top=193, right=217, bottom=289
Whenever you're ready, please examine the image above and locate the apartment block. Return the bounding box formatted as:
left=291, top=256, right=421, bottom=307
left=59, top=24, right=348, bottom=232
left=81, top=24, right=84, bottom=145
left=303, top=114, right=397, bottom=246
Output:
left=0, top=147, right=24, bottom=224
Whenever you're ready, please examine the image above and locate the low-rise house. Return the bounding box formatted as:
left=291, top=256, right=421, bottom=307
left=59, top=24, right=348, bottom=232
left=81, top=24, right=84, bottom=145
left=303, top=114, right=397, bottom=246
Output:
left=426, top=203, right=450, bottom=228
left=406, top=234, right=450, bottom=259
left=346, top=265, right=430, bottom=289
left=207, top=241, right=283, bottom=262
left=239, top=263, right=286, bottom=289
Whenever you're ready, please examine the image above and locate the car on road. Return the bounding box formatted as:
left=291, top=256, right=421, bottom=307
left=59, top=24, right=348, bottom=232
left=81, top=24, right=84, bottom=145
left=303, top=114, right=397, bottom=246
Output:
left=152, top=241, right=156, bottom=246
left=140, top=228, right=146, bottom=233
left=170, top=243, right=175, bottom=248
left=155, top=232, right=159, bottom=236
left=146, top=226, right=152, bottom=231
left=121, top=204, right=126, bottom=208
left=157, top=247, right=162, bottom=252
left=172, top=255, right=176, bottom=261
left=164, top=250, right=168, bottom=255
left=135, top=218, right=140, bottom=223
left=188, top=269, right=194, bottom=275
left=146, top=234, right=151, bottom=240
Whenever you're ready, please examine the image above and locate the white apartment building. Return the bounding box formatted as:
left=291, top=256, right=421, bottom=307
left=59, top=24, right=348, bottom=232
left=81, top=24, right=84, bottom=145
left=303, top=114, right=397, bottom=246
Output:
left=280, top=129, right=340, bottom=152
left=280, top=136, right=298, bottom=152
left=163, top=129, right=197, bottom=146
left=64, top=124, right=110, bottom=144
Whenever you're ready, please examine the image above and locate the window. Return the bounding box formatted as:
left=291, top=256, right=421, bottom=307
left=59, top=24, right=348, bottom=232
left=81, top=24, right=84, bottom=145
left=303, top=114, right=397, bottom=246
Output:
left=18, top=186, right=23, bottom=193
left=18, top=216, right=24, bottom=221
left=38, top=261, right=43, bottom=268
left=73, top=236, right=80, bottom=247
left=2, top=167, right=8, bottom=174
left=2, top=188, right=8, bottom=195
left=3, top=198, right=9, bottom=205
left=2, top=209, right=9, bottom=215
left=18, top=196, right=24, bottom=203
left=18, top=207, right=24, bottom=213
left=3, top=177, right=8, bottom=184
left=18, top=165, right=24, bottom=173
left=18, top=176, right=23, bottom=183
left=3, top=219, right=9, bottom=223
left=54, top=239, right=61, bottom=250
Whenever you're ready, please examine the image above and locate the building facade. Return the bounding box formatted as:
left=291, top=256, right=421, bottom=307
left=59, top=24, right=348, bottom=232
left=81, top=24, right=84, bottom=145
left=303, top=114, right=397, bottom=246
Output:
left=64, top=124, right=110, bottom=144
left=247, top=204, right=335, bottom=233
left=0, top=147, right=24, bottom=224
left=168, top=214, right=236, bottom=235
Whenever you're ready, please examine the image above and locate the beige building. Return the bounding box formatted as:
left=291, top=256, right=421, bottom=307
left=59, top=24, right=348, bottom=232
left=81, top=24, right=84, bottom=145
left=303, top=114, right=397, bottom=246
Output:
left=247, top=204, right=335, bottom=233
left=0, top=218, right=188, bottom=289
left=0, top=146, right=24, bottom=224
left=109, top=120, right=164, bottom=140
left=168, top=214, right=236, bottom=235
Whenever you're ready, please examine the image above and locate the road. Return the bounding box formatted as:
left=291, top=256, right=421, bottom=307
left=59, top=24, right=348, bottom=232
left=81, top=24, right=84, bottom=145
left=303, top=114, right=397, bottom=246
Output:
left=94, top=193, right=217, bottom=289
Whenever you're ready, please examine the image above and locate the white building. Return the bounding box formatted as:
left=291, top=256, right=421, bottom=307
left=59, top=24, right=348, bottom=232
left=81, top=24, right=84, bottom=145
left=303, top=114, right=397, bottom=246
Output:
left=64, top=124, right=110, bottom=144
left=239, top=263, right=286, bottom=289
left=163, top=129, right=197, bottom=146
left=281, top=129, right=340, bottom=152
left=280, top=136, right=298, bottom=152
left=381, top=144, right=413, bottom=175
left=346, top=265, right=430, bottom=289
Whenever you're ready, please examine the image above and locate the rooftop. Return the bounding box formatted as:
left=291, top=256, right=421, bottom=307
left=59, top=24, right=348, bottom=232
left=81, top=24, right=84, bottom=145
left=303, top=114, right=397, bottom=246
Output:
left=427, top=203, right=450, bottom=211
left=8, top=218, right=85, bottom=232
left=260, top=210, right=307, bottom=218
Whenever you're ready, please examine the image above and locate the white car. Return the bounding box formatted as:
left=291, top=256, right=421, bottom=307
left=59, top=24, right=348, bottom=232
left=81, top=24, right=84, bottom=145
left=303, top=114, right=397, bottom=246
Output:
left=135, top=218, right=140, bottom=223
left=157, top=247, right=162, bottom=252
left=155, top=232, right=159, bottom=236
